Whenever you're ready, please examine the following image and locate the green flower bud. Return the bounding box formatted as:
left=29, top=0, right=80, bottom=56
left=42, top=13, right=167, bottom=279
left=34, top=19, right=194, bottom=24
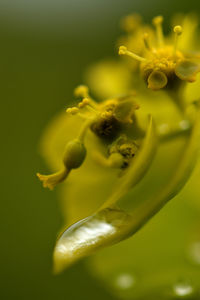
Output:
left=63, top=139, right=87, bottom=169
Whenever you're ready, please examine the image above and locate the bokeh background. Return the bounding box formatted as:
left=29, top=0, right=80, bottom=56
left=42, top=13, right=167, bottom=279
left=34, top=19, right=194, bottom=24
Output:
left=1, top=0, right=200, bottom=299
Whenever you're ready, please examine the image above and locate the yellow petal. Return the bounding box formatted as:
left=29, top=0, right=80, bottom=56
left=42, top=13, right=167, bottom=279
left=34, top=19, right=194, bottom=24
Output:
left=147, top=71, right=168, bottom=90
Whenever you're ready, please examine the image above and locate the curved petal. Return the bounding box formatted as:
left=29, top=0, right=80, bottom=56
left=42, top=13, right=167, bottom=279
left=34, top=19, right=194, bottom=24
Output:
left=88, top=108, right=200, bottom=299
left=53, top=106, right=200, bottom=273
left=147, top=71, right=168, bottom=90
left=101, top=115, right=157, bottom=208
left=175, top=60, right=200, bottom=82
left=53, top=116, right=157, bottom=272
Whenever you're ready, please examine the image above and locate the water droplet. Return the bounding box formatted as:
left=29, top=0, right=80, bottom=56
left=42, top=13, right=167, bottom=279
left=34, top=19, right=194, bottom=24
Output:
left=114, top=273, right=136, bottom=290
left=179, top=120, right=191, bottom=131
left=158, top=123, right=170, bottom=134
left=173, top=281, right=194, bottom=298
left=53, top=207, right=132, bottom=273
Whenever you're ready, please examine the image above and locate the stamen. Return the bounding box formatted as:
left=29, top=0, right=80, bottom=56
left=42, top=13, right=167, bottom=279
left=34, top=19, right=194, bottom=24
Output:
left=143, top=33, right=152, bottom=51
left=84, top=103, right=99, bottom=115
left=118, top=46, right=147, bottom=62
left=173, top=25, right=183, bottom=57
left=66, top=107, right=79, bottom=115
left=77, top=113, right=89, bottom=120
left=74, top=85, right=89, bottom=98
left=66, top=97, right=97, bottom=116
left=152, top=16, right=164, bottom=47
left=101, top=111, right=113, bottom=119
left=78, top=119, right=95, bottom=142
left=78, top=97, right=90, bottom=108
left=37, top=168, right=70, bottom=190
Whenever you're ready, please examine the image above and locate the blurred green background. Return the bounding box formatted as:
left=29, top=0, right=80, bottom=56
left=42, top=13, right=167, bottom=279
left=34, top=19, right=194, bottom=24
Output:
left=1, top=0, right=200, bottom=299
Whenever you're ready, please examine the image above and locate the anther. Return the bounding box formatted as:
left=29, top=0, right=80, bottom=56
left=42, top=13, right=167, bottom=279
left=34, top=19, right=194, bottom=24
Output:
left=152, top=15, right=164, bottom=47
left=66, top=107, right=79, bottom=115
left=118, top=45, right=147, bottom=62
left=74, top=85, right=89, bottom=98
left=173, top=25, right=183, bottom=57
left=174, top=25, right=183, bottom=35
left=78, top=97, right=90, bottom=108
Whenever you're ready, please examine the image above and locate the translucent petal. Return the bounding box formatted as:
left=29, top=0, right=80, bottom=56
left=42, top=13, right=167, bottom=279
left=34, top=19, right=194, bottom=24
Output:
left=147, top=71, right=168, bottom=90
left=88, top=107, right=200, bottom=299
left=53, top=107, right=200, bottom=274
left=175, top=60, right=200, bottom=82
left=102, top=115, right=157, bottom=208
left=39, top=93, right=183, bottom=227
left=53, top=116, right=157, bottom=272
left=184, top=73, right=200, bottom=104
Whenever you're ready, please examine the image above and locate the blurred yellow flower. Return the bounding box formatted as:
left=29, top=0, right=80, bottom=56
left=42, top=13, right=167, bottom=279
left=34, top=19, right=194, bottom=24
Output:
left=37, top=13, right=200, bottom=297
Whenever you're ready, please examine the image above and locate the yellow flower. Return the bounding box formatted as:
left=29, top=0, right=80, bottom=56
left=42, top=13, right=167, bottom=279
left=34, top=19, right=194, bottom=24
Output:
left=37, top=85, right=144, bottom=191
left=119, top=16, right=200, bottom=91
left=36, top=13, right=200, bottom=286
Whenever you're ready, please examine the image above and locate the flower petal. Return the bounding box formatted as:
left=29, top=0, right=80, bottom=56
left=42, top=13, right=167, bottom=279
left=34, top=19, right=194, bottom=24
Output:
left=147, top=71, right=168, bottom=90
left=53, top=116, right=157, bottom=272
left=175, top=60, right=200, bottom=82
left=53, top=105, right=200, bottom=273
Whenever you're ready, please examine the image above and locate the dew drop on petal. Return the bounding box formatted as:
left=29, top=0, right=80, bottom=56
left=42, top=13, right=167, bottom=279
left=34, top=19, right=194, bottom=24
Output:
left=158, top=123, right=170, bottom=135
left=179, top=120, right=191, bottom=131
left=173, top=281, right=194, bottom=298
left=114, top=273, right=136, bottom=290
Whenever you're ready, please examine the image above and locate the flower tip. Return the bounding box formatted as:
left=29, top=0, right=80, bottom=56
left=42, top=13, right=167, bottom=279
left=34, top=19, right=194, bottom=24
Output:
left=52, top=251, right=69, bottom=275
